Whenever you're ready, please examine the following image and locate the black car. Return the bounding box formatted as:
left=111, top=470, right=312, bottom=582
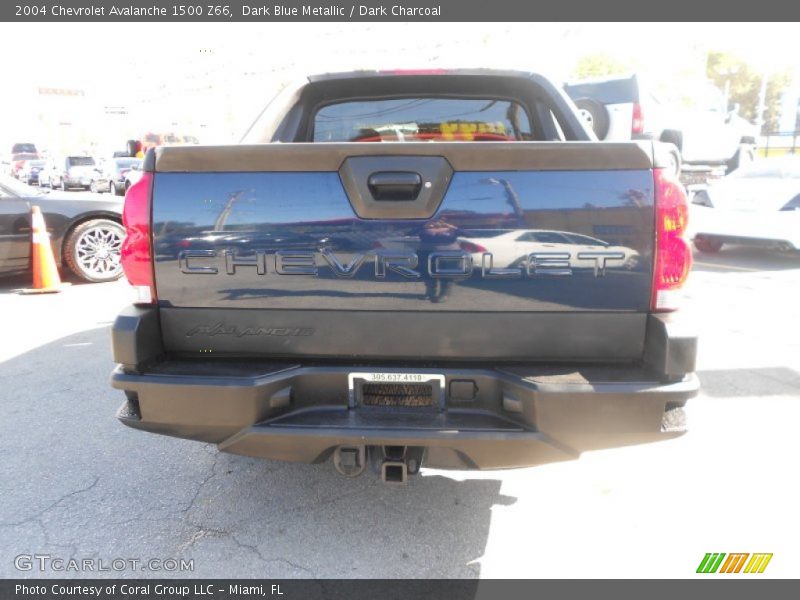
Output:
left=0, top=176, right=124, bottom=282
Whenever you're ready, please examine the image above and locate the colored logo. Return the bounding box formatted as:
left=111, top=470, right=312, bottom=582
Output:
left=697, top=553, right=773, bottom=574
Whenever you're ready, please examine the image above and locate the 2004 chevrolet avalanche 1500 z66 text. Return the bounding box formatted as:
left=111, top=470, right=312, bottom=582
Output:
left=110, top=70, right=698, bottom=483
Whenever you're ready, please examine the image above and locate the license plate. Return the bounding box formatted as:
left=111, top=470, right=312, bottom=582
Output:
left=347, top=372, right=445, bottom=407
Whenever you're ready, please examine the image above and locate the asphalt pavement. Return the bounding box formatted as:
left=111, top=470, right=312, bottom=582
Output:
left=0, top=247, right=799, bottom=578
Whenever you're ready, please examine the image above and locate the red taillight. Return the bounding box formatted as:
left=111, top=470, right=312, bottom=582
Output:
left=459, top=241, right=488, bottom=253
left=632, top=102, right=644, bottom=135
left=652, top=168, right=691, bottom=312
left=121, top=171, right=156, bottom=304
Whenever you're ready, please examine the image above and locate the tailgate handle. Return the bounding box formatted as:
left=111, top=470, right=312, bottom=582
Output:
left=367, top=171, right=422, bottom=201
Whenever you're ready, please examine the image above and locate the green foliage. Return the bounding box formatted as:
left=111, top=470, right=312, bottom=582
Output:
left=573, top=54, right=629, bottom=79
left=706, top=51, right=791, bottom=132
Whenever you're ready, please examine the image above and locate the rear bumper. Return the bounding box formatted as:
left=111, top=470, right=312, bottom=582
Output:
left=110, top=307, right=698, bottom=470
left=63, top=177, right=91, bottom=187
left=112, top=362, right=697, bottom=469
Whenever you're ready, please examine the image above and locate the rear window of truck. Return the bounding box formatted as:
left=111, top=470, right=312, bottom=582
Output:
left=312, top=97, right=534, bottom=142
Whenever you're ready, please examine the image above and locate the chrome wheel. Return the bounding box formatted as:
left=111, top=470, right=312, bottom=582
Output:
left=74, top=223, right=124, bottom=280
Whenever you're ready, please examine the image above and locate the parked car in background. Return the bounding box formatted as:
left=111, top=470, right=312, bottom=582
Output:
left=90, top=157, right=143, bottom=195
left=3, top=145, right=31, bottom=172
left=8, top=153, right=39, bottom=178
left=4, top=144, right=39, bottom=175
left=689, top=156, right=800, bottom=253
left=0, top=176, right=124, bottom=282
left=18, top=159, right=47, bottom=185
left=564, top=74, right=757, bottom=174
left=39, top=156, right=98, bottom=190
left=122, top=162, right=144, bottom=192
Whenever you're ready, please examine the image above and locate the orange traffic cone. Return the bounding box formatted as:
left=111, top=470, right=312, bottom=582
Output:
left=20, top=206, right=63, bottom=294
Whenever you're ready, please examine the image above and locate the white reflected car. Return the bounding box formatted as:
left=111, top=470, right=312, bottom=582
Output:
left=689, top=156, right=800, bottom=253
left=122, top=162, right=145, bottom=193
left=457, top=229, right=640, bottom=270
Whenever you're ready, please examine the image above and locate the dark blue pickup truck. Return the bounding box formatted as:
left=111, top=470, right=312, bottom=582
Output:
left=110, top=70, right=698, bottom=483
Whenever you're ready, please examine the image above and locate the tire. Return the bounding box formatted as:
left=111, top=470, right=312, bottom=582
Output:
left=574, top=98, right=610, bottom=139
left=63, top=219, right=125, bottom=283
left=61, top=180, right=67, bottom=191
left=726, top=144, right=755, bottom=174
left=694, top=236, right=723, bottom=254
left=89, top=180, right=98, bottom=193
left=109, top=180, right=116, bottom=195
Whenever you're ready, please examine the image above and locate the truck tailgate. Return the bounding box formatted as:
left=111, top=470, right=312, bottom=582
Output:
left=150, top=142, right=655, bottom=360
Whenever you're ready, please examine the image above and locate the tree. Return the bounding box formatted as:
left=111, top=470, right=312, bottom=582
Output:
left=573, top=54, right=629, bottom=79
left=706, top=51, right=791, bottom=133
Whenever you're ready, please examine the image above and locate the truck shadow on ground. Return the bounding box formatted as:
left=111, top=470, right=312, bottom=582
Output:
left=0, top=326, right=517, bottom=578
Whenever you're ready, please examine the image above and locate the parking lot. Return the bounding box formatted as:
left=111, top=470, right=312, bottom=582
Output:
left=0, top=246, right=798, bottom=578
